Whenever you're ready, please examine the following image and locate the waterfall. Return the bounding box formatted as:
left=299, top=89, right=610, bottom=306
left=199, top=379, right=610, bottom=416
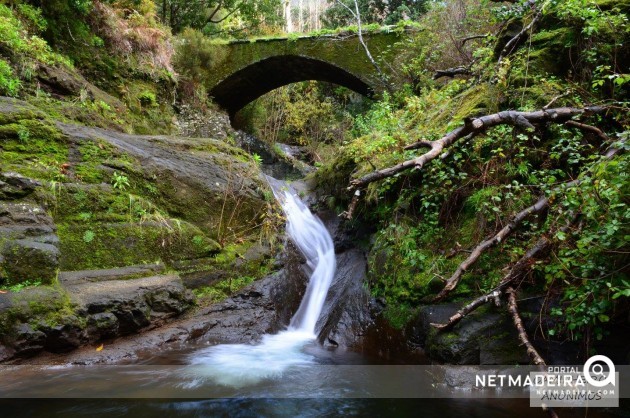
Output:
left=276, top=189, right=336, bottom=334
left=187, top=184, right=337, bottom=387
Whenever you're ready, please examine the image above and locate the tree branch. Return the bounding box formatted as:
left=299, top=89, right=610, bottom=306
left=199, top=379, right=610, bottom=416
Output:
left=433, top=66, right=472, bottom=80
left=432, top=193, right=556, bottom=302
left=335, top=0, right=392, bottom=93
left=460, top=34, right=490, bottom=45
left=430, top=233, right=557, bottom=331
left=506, top=287, right=546, bottom=365
left=347, top=106, right=605, bottom=196
left=565, top=120, right=610, bottom=142
left=498, top=9, right=542, bottom=65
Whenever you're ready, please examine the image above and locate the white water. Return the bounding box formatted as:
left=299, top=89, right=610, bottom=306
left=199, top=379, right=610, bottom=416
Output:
left=187, top=184, right=336, bottom=387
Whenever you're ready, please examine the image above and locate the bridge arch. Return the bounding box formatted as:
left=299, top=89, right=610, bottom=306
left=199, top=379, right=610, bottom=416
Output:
left=209, top=55, right=374, bottom=116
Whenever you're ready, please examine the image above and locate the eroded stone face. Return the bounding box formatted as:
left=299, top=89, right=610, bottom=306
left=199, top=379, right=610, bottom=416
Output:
left=0, top=201, right=60, bottom=286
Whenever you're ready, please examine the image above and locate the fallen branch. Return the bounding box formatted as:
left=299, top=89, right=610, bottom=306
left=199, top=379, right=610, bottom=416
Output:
left=347, top=106, right=605, bottom=195
left=506, top=287, right=546, bottom=365
left=460, top=34, right=490, bottom=45
left=432, top=140, right=624, bottom=300
left=508, top=287, right=561, bottom=418
left=565, top=120, right=610, bottom=142
left=432, top=193, right=555, bottom=302
left=497, top=9, right=543, bottom=65
left=431, top=290, right=501, bottom=331
left=433, top=66, right=472, bottom=80
left=431, top=233, right=556, bottom=331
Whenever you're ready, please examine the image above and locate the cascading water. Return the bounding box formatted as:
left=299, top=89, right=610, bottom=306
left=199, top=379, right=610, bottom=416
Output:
left=187, top=182, right=336, bottom=387
left=279, top=188, right=336, bottom=334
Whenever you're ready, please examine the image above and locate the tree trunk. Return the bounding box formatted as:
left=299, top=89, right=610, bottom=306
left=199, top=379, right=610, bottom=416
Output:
left=284, top=0, right=293, bottom=33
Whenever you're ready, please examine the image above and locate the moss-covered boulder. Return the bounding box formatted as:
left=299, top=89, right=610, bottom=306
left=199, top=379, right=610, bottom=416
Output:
left=0, top=202, right=60, bottom=286
left=409, top=304, right=528, bottom=365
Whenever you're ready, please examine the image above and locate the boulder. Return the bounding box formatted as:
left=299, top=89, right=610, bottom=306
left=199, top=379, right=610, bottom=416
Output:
left=408, top=303, right=528, bottom=365
left=0, top=202, right=60, bottom=286
left=12, top=324, right=46, bottom=357
left=0, top=172, right=41, bottom=199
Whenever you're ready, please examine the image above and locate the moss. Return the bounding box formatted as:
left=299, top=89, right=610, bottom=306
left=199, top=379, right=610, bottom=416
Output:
left=0, top=286, right=79, bottom=338
left=193, top=275, right=257, bottom=304
left=382, top=304, right=415, bottom=329
left=57, top=220, right=220, bottom=271
left=454, top=84, right=497, bottom=119
left=0, top=116, right=69, bottom=181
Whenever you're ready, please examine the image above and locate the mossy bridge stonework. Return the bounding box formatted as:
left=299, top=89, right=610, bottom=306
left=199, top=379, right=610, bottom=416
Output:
left=203, top=28, right=414, bottom=115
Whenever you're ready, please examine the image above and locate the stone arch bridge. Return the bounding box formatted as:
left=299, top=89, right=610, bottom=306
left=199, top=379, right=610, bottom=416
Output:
left=202, top=28, right=414, bottom=116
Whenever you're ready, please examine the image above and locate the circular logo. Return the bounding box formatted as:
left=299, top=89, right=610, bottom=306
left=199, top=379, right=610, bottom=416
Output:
left=583, top=355, right=616, bottom=387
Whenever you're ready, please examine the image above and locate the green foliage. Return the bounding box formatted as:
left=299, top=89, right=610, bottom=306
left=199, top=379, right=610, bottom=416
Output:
left=111, top=172, right=130, bottom=190
left=16, top=4, right=47, bottom=33
left=542, top=149, right=629, bottom=343
left=137, top=90, right=157, bottom=107
left=368, top=222, right=454, bottom=306
left=251, top=153, right=263, bottom=165
left=154, top=0, right=283, bottom=36
left=0, top=58, right=20, bottom=96
left=174, top=28, right=229, bottom=84
left=193, top=276, right=256, bottom=303
left=2, top=279, right=43, bottom=293
left=82, top=230, right=96, bottom=243
left=0, top=4, right=71, bottom=67
left=322, top=0, right=429, bottom=28
left=240, top=81, right=358, bottom=163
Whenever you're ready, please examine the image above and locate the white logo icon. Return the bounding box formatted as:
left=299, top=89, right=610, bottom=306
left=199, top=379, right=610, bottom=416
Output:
left=583, top=355, right=616, bottom=387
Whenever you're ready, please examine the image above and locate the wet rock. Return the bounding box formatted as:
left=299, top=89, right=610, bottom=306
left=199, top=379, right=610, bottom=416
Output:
left=408, top=304, right=528, bottom=365
left=65, top=273, right=194, bottom=334
left=59, top=264, right=167, bottom=284
left=58, top=123, right=267, bottom=236
left=175, top=103, right=233, bottom=140
left=87, top=312, right=119, bottom=341
left=198, top=244, right=309, bottom=343
left=234, top=133, right=307, bottom=179
left=36, top=64, right=124, bottom=114
left=316, top=249, right=373, bottom=348
left=0, top=202, right=60, bottom=285
left=0, top=272, right=198, bottom=362
left=0, top=172, right=41, bottom=199
left=2, top=240, right=60, bottom=285
left=42, top=320, right=87, bottom=353
left=13, top=324, right=46, bottom=357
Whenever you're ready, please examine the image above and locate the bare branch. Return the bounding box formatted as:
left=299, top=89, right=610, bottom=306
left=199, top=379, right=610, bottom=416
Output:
left=460, top=34, right=490, bottom=45
left=347, top=106, right=605, bottom=194
left=432, top=193, right=555, bottom=302
left=431, top=233, right=557, bottom=331
left=506, top=287, right=546, bottom=366
left=433, top=66, right=472, bottom=80
left=335, top=0, right=392, bottom=93
left=565, top=120, right=610, bottom=142
left=431, top=290, right=502, bottom=331
left=498, top=10, right=542, bottom=65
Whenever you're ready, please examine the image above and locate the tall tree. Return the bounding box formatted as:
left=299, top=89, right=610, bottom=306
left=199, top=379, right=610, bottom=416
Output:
left=154, top=0, right=283, bottom=35
left=323, top=0, right=427, bottom=28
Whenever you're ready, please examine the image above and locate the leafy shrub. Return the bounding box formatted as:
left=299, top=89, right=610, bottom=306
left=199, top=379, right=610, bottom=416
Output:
left=138, top=90, right=157, bottom=107
left=0, top=59, right=20, bottom=96
left=0, top=4, right=71, bottom=66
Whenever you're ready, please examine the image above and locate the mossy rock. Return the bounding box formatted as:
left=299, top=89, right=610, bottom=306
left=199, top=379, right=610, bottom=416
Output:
left=0, top=240, right=59, bottom=286
left=0, top=286, right=76, bottom=339
left=0, top=201, right=60, bottom=287
left=57, top=220, right=220, bottom=271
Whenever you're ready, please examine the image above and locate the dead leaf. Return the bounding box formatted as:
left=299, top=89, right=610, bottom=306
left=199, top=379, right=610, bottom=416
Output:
left=96, top=344, right=104, bottom=352
left=0, top=290, right=7, bottom=294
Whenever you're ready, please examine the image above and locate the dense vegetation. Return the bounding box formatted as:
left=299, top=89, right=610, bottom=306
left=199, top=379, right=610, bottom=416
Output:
left=242, top=0, right=629, bottom=355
